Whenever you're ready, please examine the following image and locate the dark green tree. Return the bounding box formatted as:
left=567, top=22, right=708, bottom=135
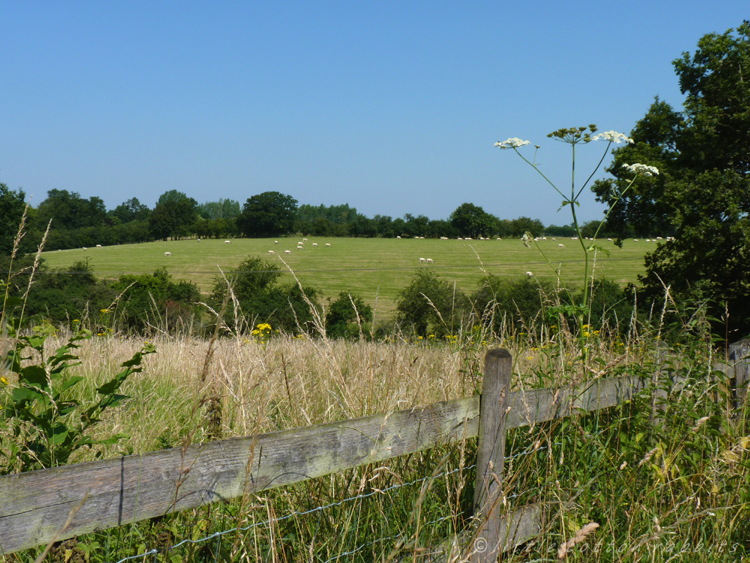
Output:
left=396, top=270, right=468, bottom=337
left=237, top=192, right=298, bottom=238
left=592, top=21, right=750, bottom=337
left=325, top=292, right=373, bottom=339
left=0, top=184, right=29, bottom=255
left=110, top=198, right=150, bottom=224
left=450, top=203, right=498, bottom=238
left=148, top=197, right=198, bottom=240
left=210, top=255, right=320, bottom=333
left=36, top=190, right=108, bottom=230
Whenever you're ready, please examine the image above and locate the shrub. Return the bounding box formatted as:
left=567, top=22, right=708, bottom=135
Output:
left=325, top=292, right=373, bottom=339
left=472, top=275, right=555, bottom=336
left=396, top=270, right=469, bottom=337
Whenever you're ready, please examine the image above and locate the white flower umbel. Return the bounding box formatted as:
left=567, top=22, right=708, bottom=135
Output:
left=592, top=131, right=634, bottom=144
left=622, top=163, right=660, bottom=177
left=494, top=138, right=531, bottom=150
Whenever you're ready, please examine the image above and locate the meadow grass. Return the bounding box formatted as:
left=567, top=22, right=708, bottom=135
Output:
left=3, top=315, right=748, bottom=562
left=39, top=237, right=649, bottom=315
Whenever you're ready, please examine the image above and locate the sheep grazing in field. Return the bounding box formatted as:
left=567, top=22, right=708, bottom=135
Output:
left=419, top=257, right=426, bottom=263
left=526, top=271, right=533, bottom=278
left=634, top=239, right=639, bottom=242
left=274, top=240, right=279, bottom=244
left=551, top=237, right=556, bottom=241
left=396, top=236, right=401, bottom=239
left=96, top=244, right=102, bottom=248
left=297, top=246, right=303, bottom=250
left=325, top=243, right=331, bottom=247
left=82, top=247, right=87, bottom=251
left=497, top=237, right=502, bottom=241
left=440, top=236, right=448, bottom=240
left=426, top=258, right=434, bottom=264
left=224, top=240, right=231, bottom=244
left=558, top=243, right=565, bottom=248
left=457, top=237, right=463, bottom=240
left=268, top=250, right=275, bottom=254
left=465, top=237, right=472, bottom=240
left=303, top=238, right=308, bottom=241
left=285, top=250, right=292, bottom=254
left=607, top=238, right=613, bottom=241
left=312, top=242, right=318, bottom=247
left=197, top=238, right=201, bottom=242
left=165, top=252, right=172, bottom=257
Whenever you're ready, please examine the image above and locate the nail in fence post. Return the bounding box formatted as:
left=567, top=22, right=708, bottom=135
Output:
left=471, top=348, right=512, bottom=562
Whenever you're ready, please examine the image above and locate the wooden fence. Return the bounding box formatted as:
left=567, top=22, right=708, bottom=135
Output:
left=1, top=340, right=748, bottom=561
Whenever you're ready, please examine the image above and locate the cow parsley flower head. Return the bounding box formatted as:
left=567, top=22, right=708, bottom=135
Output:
left=592, top=131, right=634, bottom=144
left=494, top=138, right=531, bottom=150
left=622, top=163, right=660, bottom=177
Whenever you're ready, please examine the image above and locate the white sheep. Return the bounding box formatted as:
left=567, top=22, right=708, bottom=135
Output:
left=325, top=243, right=331, bottom=247
left=312, top=243, right=318, bottom=247
left=419, top=257, right=426, bottom=263
left=303, top=238, right=308, bottom=241
left=526, top=271, right=533, bottom=278
left=82, top=247, right=87, bottom=251
left=558, top=243, right=565, bottom=248
left=396, top=236, right=401, bottom=239
left=426, top=258, right=434, bottom=263
left=274, top=240, right=279, bottom=244
left=224, top=240, right=231, bottom=244
left=96, top=244, right=102, bottom=248
left=268, top=250, right=275, bottom=254
left=165, top=252, right=172, bottom=257
left=285, top=250, right=292, bottom=254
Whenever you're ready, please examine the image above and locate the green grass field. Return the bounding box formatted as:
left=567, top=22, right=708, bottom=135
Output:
left=40, top=236, right=651, bottom=314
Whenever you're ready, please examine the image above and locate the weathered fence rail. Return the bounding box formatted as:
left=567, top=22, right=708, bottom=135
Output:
left=1, top=340, right=748, bottom=559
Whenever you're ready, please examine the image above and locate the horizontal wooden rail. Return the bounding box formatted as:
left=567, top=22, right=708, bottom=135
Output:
left=0, top=362, right=738, bottom=556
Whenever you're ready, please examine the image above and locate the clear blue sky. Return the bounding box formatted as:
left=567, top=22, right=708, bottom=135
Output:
left=1, top=2, right=746, bottom=227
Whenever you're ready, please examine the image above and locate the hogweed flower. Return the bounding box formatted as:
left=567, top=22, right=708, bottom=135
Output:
left=592, top=130, right=634, bottom=144
left=622, top=163, right=659, bottom=176
left=494, top=137, right=531, bottom=149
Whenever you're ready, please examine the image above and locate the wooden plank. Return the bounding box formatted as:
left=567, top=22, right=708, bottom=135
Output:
left=505, top=376, right=644, bottom=430
left=0, top=374, right=645, bottom=555
left=0, top=396, right=480, bottom=555
left=471, top=349, right=512, bottom=562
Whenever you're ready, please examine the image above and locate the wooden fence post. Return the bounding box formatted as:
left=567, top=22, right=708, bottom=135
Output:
left=729, top=339, right=750, bottom=408
left=471, top=348, right=512, bottom=562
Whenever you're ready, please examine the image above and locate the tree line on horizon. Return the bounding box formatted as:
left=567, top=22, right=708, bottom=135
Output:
left=0, top=183, right=611, bottom=254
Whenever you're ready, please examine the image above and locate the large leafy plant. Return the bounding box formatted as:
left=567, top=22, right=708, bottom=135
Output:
left=1, top=319, right=155, bottom=473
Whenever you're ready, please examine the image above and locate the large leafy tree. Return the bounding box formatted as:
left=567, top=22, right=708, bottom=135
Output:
left=449, top=203, right=499, bottom=238
left=592, top=21, right=750, bottom=336
left=36, top=189, right=108, bottom=230
left=0, top=183, right=28, bottom=255
left=148, top=196, right=198, bottom=240
left=237, top=191, right=298, bottom=238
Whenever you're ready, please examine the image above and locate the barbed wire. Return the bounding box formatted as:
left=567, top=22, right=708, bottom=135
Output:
left=112, top=438, right=565, bottom=563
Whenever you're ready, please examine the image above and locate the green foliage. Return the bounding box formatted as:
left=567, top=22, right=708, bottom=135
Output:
left=472, top=275, right=555, bottom=335
left=593, top=22, right=750, bottom=337
left=449, top=203, right=499, bottom=238
left=0, top=183, right=30, bottom=256
left=325, top=292, right=373, bottom=339
left=0, top=323, right=155, bottom=474
left=212, top=256, right=320, bottom=333
left=237, top=191, right=298, bottom=238
left=396, top=270, right=469, bottom=337
left=113, top=268, right=202, bottom=332
left=149, top=197, right=199, bottom=240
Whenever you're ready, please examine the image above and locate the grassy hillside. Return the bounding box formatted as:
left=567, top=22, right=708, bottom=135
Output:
left=39, top=236, right=650, bottom=314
